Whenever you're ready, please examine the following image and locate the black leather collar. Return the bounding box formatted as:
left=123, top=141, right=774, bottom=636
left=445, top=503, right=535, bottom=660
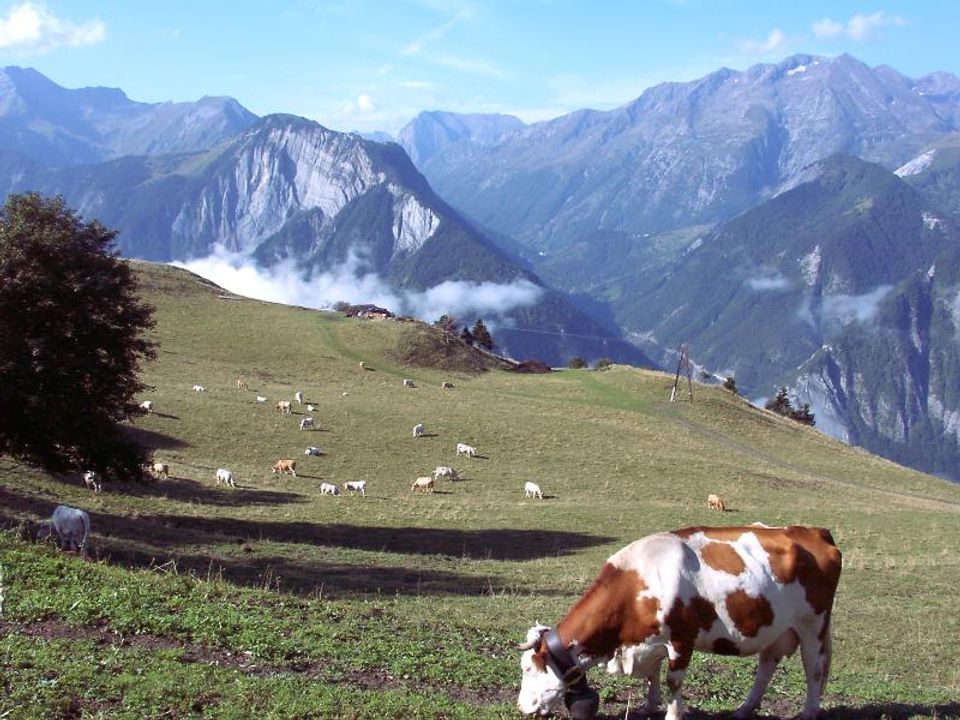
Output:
left=544, top=627, right=588, bottom=690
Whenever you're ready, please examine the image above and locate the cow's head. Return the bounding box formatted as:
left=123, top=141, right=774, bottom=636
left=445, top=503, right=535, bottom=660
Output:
left=516, top=625, right=600, bottom=719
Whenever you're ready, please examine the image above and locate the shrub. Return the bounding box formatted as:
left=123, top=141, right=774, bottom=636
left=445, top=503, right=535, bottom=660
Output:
left=594, top=358, right=613, bottom=370
left=567, top=356, right=587, bottom=369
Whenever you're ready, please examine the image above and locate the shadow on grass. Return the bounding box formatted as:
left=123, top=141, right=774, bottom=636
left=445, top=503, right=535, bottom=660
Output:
left=119, top=476, right=307, bottom=507
left=1, top=485, right=612, bottom=597
left=819, top=703, right=960, bottom=719
left=121, top=426, right=189, bottom=450
left=95, top=514, right=613, bottom=561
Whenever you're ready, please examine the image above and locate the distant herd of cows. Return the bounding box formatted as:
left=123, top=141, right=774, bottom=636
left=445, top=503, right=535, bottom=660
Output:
left=25, top=361, right=846, bottom=720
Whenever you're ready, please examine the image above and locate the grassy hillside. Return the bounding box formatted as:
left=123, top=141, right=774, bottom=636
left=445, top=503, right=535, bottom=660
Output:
left=2, top=262, right=959, bottom=719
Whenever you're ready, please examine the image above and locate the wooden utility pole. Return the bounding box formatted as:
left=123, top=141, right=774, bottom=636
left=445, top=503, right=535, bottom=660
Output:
left=670, top=343, right=694, bottom=402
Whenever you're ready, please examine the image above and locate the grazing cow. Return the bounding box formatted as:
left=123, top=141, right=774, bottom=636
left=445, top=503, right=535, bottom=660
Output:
left=320, top=482, right=341, bottom=496
left=37, top=505, right=91, bottom=558
left=295, top=391, right=304, bottom=405
left=237, top=377, right=249, bottom=391
left=193, top=384, right=206, bottom=392
left=411, top=476, right=435, bottom=493
left=149, top=462, right=169, bottom=479
left=82, top=470, right=101, bottom=493
left=343, top=480, right=366, bottom=496
left=276, top=400, right=292, bottom=414
left=256, top=395, right=267, bottom=403
left=708, top=494, right=727, bottom=512
left=433, top=466, right=459, bottom=481
left=216, top=468, right=236, bottom=487
left=413, top=423, right=425, bottom=438
left=139, top=400, right=153, bottom=413
left=403, top=378, right=416, bottom=388
left=359, top=361, right=366, bottom=369
left=441, top=381, right=454, bottom=389
left=307, top=404, right=316, bottom=412
left=524, top=481, right=543, bottom=499
left=517, top=525, right=842, bottom=720
left=272, top=459, right=297, bottom=476
left=300, top=416, right=315, bottom=431
left=304, top=447, right=324, bottom=457
left=456, top=442, right=477, bottom=457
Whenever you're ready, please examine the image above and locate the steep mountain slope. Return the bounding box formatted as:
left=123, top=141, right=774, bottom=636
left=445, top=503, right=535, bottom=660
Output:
left=794, top=241, right=960, bottom=480
left=413, top=54, right=959, bottom=265
left=896, top=134, right=960, bottom=220
left=0, top=66, right=257, bottom=166
left=627, top=155, right=957, bottom=394
left=2, top=114, right=651, bottom=367
left=396, top=110, right=525, bottom=167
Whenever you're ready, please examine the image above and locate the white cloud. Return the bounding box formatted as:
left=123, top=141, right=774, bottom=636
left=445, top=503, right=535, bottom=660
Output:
left=812, top=18, right=844, bottom=38
left=812, top=11, right=905, bottom=42
left=739, top=28, right=787, bottom=56
left=171, top=246, right=542, bottom=323
left=746, top=275, right=792, bottom=291
left=356, top=93, right=375, bottom=112
left=0, top=2, right=105, bottom=53
left=821, top=286, right=892, bottom=324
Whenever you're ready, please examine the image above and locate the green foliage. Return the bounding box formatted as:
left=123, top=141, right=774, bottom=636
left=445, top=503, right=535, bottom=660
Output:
left=765, top=386, right=793, bottom=416
left=722, top=376, right=738, bottom=394
left=567, top=356, right=587, bottom=369
left=0, top=193, right=156, bottom=480
left=471, top=318, right=494, bottom=351
left=594, top=357, right=613, bottom=370
left=434, top=314, right=458, bottom=335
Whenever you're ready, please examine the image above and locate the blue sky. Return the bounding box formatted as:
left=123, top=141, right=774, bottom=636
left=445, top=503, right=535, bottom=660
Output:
left=0, top=1, right=955, bottom=134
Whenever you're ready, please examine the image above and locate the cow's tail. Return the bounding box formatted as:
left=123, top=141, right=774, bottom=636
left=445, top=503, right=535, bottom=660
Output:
left=820, top=615, right=833, bottom=697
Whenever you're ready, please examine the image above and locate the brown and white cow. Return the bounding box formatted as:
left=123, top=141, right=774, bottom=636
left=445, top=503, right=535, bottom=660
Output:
left=517, top=525, right=841, bottom=720
left=271, top=459, right=297, bottom=476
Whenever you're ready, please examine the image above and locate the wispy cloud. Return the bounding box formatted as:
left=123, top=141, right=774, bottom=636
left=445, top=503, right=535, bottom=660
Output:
left=0, top=2, right=105, bottom=53
left=172, top=246, right=542, bottom=323
left=746, top=275, right=792, bottom=291
left=812, top=11, right=906, bottom=41
left=738, top=28, right=787, bottom=56
left=401, top=13, right=463, bottom=57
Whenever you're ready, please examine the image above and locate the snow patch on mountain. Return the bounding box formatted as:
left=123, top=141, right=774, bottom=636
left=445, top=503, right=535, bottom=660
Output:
left=895, top=149, right=936, bottom=177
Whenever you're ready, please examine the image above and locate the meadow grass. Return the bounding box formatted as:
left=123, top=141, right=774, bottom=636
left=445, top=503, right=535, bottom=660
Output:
left=1, top=262, right=959, bottom=719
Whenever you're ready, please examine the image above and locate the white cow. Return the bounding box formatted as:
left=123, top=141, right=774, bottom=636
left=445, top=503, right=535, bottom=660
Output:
left=307, top=404, right=316, bottom=412
left=411, top=476, right=435, bottom=493
left=413, top=423, right=425, bottom=437
left=320, top=482, right=341, bottom=496
left=82, top=470, right=101, bottom=493
left=524, top=481, right=544, bottom=499
left=37, top=505, right=91, bottom=558
left=456, top=442, right=477, bottom=457
left=433, top=466, right=459, bottom=480
left=256, top=396, right=267, bottom=403
left=300, top=416, right=315, bottom=431
left=193, top=384, right=206, bottom=392
left=403, top=378, right=416, bottom=388
left=295, top=391, right=304, bottom=405
left=304, top=447, right=324, bottom=456
left=343, top=480, right=366, bottom=496
left=276, top=400, right=292, bottom=414
left=139, top=400, right=153, bottom=413
left=149, top=462, right=170, bottom=479
left=216, top=468, right=236, bottom=487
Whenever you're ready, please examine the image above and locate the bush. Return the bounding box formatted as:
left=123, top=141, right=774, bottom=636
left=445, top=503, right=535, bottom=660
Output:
left=723, top=376, right=738, bottom=394
left=512, top=359, right=553, bottom=374
left=594, top=358, right=613, bottom=370
left=567, top=356, right=587, bottom=369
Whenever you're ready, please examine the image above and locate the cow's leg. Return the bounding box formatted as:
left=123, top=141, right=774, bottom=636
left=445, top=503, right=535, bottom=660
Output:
left=641, top=672, right=662, bottom=715
left=734, top=629, right=798, bottom=719
left=797, top=616, right=831, bottom=720
left=664, top=647, right=692, bottom=720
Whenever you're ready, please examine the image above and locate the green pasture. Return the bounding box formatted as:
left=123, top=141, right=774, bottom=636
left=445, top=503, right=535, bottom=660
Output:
left=1, top=262, right=958, bottom=719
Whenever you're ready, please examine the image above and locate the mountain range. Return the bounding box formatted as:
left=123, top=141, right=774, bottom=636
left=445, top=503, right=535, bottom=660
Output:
left=0, top=68, right=649, bottom=367
left=4, top=55, right=960, bottom=479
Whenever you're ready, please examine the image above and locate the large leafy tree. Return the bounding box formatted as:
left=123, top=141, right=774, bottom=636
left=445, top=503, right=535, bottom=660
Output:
left=0, top=193, right=156, bottom=481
